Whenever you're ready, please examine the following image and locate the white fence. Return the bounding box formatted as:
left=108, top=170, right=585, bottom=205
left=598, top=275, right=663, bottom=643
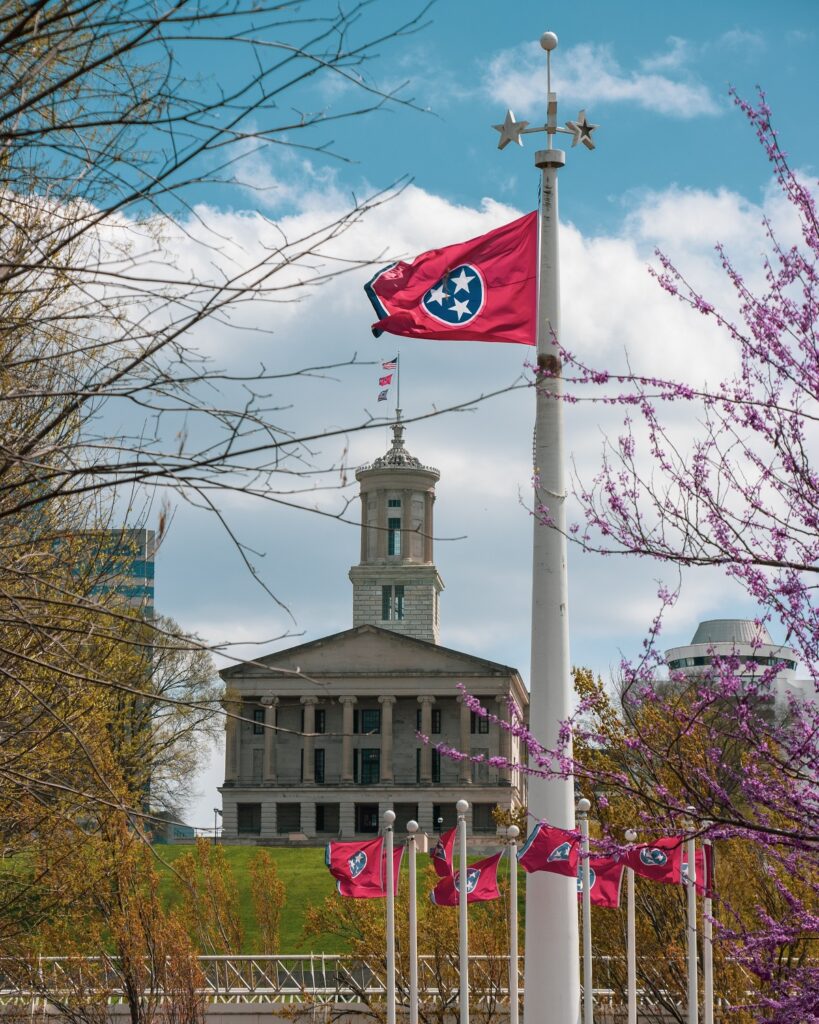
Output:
left=0, top=955, right=624, bottom=1010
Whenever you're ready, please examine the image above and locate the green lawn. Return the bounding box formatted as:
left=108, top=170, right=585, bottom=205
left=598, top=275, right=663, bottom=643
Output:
left=154, top=845, right=341, bottom=953
left=153, top=844, right=525, bottom=955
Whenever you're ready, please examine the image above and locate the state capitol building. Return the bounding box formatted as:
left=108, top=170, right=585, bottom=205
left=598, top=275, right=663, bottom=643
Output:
left=218, top=421, right=528, bottom=843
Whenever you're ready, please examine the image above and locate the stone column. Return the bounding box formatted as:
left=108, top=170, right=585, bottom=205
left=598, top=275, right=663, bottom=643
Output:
left=301, top=696, right=318, bottom=784
left=496, top=694, right=512, bottom=785
left=376, top=491, right=387, bottom=558
left=222, top=697, right=241, bottom=785
left=340, top=696, right=357, bottom=782
left=261, top=696, right=278, bottom=784
left=458, top=695, right=472, bottom=785
left=417, top=696, right=436, bottom=783
left=360, top=494, right=368, bottom=562
left=379, top=696, right=396, bottom=783
left=401, top=488, right=412, bottom=561
left=424, top=491, right=434, bottom=563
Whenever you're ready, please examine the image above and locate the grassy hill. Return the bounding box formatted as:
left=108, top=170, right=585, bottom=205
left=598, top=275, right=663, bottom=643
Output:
left=155, top=845, right=342, bottom=953
left=155, top=844, right=523, bottom=955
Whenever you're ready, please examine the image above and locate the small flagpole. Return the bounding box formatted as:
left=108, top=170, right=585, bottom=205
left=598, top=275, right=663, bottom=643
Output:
left=507, top=824, right=520, bottom=1024
left=406, top=819, right=420, bottom=1024
left=457, top=798, right=470, bottom=1024
left=396, top=352, right=401, bottom=421
left=624, top=828, right=638, bottom=1024
left=384, top=809, right=397, bottom=1024
left=577, top=798, right=593, bottom=1024
left=685, top=808, right=699, bottom=1024
left=702, top=827, right=714, bottom=1024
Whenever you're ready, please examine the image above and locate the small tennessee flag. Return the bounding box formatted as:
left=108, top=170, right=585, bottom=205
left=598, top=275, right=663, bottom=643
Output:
left=365, top=212, right=537, bottom=346
left=325, top=837, right=403, bottom=898
left=517, top=822, right=580, bottom=878
left=681, top=844, right=715, bottom=899
left=577, top=857, right=626, bottom=908
left=622, top=836, right=684, bottom=885
left=430, top=852, right=502, bottom=906
left=430, top=826, right=456, bottom=878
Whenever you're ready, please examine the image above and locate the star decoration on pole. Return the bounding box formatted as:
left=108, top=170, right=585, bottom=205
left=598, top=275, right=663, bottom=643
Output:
left=490, top=32, right=599, bottom=157
left=565, top=109, right=598, bottom=150
left=492, top=109, right=530, bottom=150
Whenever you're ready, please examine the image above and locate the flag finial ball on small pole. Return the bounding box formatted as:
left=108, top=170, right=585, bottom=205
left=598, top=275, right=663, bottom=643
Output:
left=384, top=809, right=396, bottom=826
left=540, top=31, right=558, bottom=52
left=577, top=797, right=591, bottom=814
left=406, top=820, right=419, bottom=834
left=507, top=825, right=520, bottom=840
left=625, top=828, right=637, bottom=843
left=456, top=799, right=469, bottom=815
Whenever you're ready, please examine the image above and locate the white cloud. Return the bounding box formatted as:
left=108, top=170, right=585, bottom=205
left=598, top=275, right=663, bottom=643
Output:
left=485, top=40, right=721, bottom=119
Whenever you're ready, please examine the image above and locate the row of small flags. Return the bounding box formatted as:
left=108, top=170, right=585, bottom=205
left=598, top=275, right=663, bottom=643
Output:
left=377, top=356, right=398, bottom=403
left=326, top=821, right=714, bottom=907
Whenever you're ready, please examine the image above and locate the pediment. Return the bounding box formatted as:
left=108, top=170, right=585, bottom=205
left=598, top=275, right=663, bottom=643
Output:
left=222, top=624, right=519, bottom=683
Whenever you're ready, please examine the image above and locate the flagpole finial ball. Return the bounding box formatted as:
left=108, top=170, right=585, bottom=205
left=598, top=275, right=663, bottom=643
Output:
left=625, top=829, right=637, bottom=843
left=406, top=820, right=419, bottom=834
left=383, top=809, right=396, bottom=825
left=540, top=31, right=558, bottom=52
left=577, top=797, right=591, bottom=813
left=456, top=799, right=470, bottom=815
left=507, top=825, right=520, bottom=840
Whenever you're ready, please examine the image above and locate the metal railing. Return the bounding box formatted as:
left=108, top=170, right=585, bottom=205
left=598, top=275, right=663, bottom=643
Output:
left=0, top=954, right=625, bottom=1009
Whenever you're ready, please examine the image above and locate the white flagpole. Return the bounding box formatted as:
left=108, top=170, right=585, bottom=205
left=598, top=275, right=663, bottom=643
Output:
left=384, top=809, right=397, bottom=1024
left=407, top=819, right=420, bottom=1024
left=577, top=798, right=593, bottom=1024
left=624, top=828, right=638, bottom=1024
left=524, top=33, right=581, bottom=1024
left=702, top=829, right=714, bottom=1024
left=507, top=825, right=520, bottom=1024
left=457, top=798, right=470, bottom=1024
left=685, top=809, right=699, bottom=1024
left=490, top=29, right=597, bottom=1024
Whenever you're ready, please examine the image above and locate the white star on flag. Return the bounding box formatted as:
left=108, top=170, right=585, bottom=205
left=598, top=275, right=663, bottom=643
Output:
left=427, top=283, right=447, bottom=305
left=450, top=296, right=471, bottom=320
left=449, top=268, right=474, bottom=293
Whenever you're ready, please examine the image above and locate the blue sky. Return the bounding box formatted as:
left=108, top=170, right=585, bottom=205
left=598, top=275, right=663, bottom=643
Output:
left=145, top=1, right=819, bottom=826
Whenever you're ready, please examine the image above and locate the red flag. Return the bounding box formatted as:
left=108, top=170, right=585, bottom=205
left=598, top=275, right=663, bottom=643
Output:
left=336, top=846, right=405, bottom=899
left=622, top=837, right=684, bottom=885
left=379, top=374, right=393, bottom=387
left=681, top=844, right=715, bottom=898
left=430, top=827, right=456, bottom=878
left=326, top=838, right=404, bottom=898
left=364, top=212, right=537, bottom=346
left=577, top=857, right=625, bottom=909
left=517, top=822, right=580, bottom=878
left=430, top=852, right=502, bottom=906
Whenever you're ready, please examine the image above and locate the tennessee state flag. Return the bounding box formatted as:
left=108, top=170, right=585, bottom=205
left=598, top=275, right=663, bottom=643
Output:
left=681, top=844, right=715, bottom=898
left=517, top=822, right=580, bottom=878
left=430, top=827, right=456, bottom=878
left=365, top=212, right=537, bottom=346
left=577, top=857, right=626, bottom=909
left=430, top=852, right=502, bottom=906
left=326, top=837, right=404, bottom=898
left=622, top=837, right=684, bottom=885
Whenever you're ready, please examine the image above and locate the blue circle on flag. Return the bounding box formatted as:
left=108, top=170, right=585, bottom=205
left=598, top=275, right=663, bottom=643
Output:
left=349, top=850, right=367, bottom=877
left=577, top=867, right=596, bottom=893
left=422, top=264, right=486, bottom=326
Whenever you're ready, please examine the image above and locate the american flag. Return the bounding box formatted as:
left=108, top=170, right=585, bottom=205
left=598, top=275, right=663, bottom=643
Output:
left=382, top=357, right=397, bottom=370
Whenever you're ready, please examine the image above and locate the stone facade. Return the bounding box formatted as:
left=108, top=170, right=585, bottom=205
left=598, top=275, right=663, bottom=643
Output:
left=217, top=422, right=528, bottom=843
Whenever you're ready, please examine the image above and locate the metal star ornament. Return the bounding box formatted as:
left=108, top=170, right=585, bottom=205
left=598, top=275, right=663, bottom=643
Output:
left=564, top=109, right=598, bottom=150
left=492, top=109, right=530, bottom=150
